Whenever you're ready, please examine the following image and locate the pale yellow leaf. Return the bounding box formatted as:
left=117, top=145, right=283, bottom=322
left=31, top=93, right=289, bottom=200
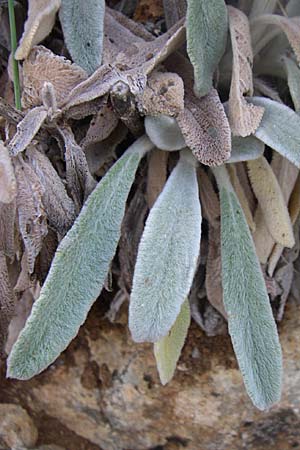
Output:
left=248, top=156, right=294, bottom=247
left=228, top=6, right=264, bottom=137
left=15, top=0, right=61, bottom=60
left=0, top=141, right=16, bottom=204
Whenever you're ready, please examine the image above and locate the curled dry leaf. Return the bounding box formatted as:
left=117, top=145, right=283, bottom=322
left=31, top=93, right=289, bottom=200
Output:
left=251, top=14, right=300, bottom=64
left=177, top=88, right=231, bottom=166
left=22, top=46, right=87, bottom=109
left=110, top=81, right=143, bottom=136
left=198, top=167, right=220, bottom=228
left=228, top=6, right=264, bottom=137
left=163, top=0, right=187, bottom=29
left=0, top=141, right=16, bottom=203
left=0, top=252, right=16, bottom=358
left=58, top=126, right=96, bottom=210
left=14, top=158, right=48, bottom=273
left=0, top=200, right=16, bottom=260
left=81, top=103, right=119, bottom=150
left=8, top=106, right=47, bottom=157
left=248, top=156, right=294, bottom=247
left=205, top=224, right=227, bottom=319
left=27, top=146, right=76, bottom=236
left=136, top=71, right=184, bottom=117
left=15, top=0, right=61, bottom=60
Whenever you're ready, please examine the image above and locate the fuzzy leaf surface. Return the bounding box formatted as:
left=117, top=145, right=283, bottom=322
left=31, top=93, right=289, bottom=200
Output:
left=228, top=135, right=265, bottom=163
left=186, top=0, right=228, bottom=97
left=60, top=0, right=105, bottom=75
left=250, top=97, right=300, bottom=167
left=215, top=166, right=282, bottom=410
left=129, top=150, right=201, bottom=343
left=7, top=137, right=153, bottom=380
left=154, top=299, right=190, bottom=385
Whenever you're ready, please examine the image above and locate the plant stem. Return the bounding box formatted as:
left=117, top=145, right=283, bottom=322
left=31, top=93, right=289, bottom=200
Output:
left=8, top=0, right=21, bottom=109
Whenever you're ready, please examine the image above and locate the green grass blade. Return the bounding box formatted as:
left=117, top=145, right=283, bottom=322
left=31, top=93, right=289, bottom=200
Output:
left=8, top=0, right=21, bottom=109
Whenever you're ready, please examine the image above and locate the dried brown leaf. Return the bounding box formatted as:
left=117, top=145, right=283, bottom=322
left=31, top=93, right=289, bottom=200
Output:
left=136, top=71, right=184, bottom=117
left=27, top=146, right=76, bottom=235
left=198, top=168, right=220, bottom=227
left=0, top=200, right=16, bottom=260
left=8, top=106, right=47, bottom=157
left=81, top=103, right=119, bottom=149
left=248, top=156, right=294, bottom=247
left=147, top=149, right=168, bottom=208
left=0, top=252, right=16, bottom=358
left=177, top=88, right=231, bottom=166
left=22, top=46, right=87, bottom=109
left=35, top=228, right=58, bottom=283
left=0, top=141, right=16, bottom=203
left=14, top=157, right=48, bottom=273
left=228, top=6, right=265, bottom=137
left=253, top=78, right=283, bottom=103
left=106, top=7, right=154, bottom=42
left=58, top=126, right=96, bottom=211
left=275, top=262, right=294, bottom=321
left=228, top=164, right=256, bottom=232
left=205, top=224, right=227, bottom=319
left=235, top=162, right=256, bottom=213
left=15, top=0, right=61, bottom=60
left=252, top=14, right=300, bottom=64
left=163, top=0, right=187, bottom=29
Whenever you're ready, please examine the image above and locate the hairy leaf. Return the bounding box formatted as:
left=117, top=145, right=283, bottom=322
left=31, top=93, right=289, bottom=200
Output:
left=228, top=6, right=264, bottom=137
left=248, top=156, right=294, bottom=247
left=213, top=165, right=282, bottom=410
left=249, top=0, right=277, bottom=18
left=27, top=146, right=76, bottom=236
left=177, top=88, right=231, bottom=166
left=283, top=56, right=300, bottom=113
left=186, top=0, right=228, bottom=97
left=0, top=252, right=16, bottom=358
left=228, top=164, right=255, bottom=232
left=15, top=158, right=48, bottom=273
left=15, top=0, right=61, bottom=60
left=0, top=141, right=16, bottom=203
left=8, top=107, right=47, bottom=157
left=0, top=201, right=16, bottom=260
left=228, top=135, right=265, bottom=163
left=22, top=46, right=87, bottom=109
left=145, top=115, right=186, bottom=151
left=59, top=0, right=105, bottom=75
left=129, top=150, right=201, bottom=343
left=250, top=97, right=300, bottom=167
left=154, top=299, right=190, bottom=385
left=7, top=136, right=153, bottom=380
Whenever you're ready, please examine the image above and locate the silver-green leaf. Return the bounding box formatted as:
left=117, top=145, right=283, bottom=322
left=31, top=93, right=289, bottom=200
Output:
left=145, top=115, right=186, bottom=151
left=213, top=165, right=282, bottom=411
left=59, top=0, right=105, bottom=75
left=154, top=299, right=191, bottom=385
left=227, top=135, right=265, bottom=163
left=129, top=149, right=201, bottom=343
left=250, top=97, right=300, bottom=168
left=186, top=0, right=228, bottom=97
left=7, top=136, right=153, bottom=380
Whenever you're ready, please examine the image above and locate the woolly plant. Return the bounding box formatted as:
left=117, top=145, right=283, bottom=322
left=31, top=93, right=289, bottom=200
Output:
left=2, top=0, right=300, bottom=411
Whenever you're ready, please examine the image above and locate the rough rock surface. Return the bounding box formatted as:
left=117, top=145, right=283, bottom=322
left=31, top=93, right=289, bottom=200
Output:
left=1, top=297, right=300, bottom=450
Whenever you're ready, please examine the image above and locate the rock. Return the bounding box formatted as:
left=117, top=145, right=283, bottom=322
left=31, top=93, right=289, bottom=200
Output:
left=0, top=403, right=38, bottom=449
left=2, top=299, right=300, bottom=449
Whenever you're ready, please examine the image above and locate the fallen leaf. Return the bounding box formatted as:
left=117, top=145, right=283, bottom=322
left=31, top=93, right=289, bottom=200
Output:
left=15, top=0, right=61, bottom=60
left=228, top=6, right=264, bottom=136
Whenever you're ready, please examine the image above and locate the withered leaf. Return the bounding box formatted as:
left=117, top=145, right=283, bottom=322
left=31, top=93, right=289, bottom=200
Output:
left=14, top=157, right=48, bottom=273
left=0, top=200, right=16, bottom=260
left=15, top=0, right=61, bottom=60
left=136, top=71, right=184, bottom=117
left=248, top=156, right=294, bottom=247
left=205, top=224, right=227, bottom=319
left=251, top=15, right=300, bottom=64
left=106, top=7, right=154, bottom=43
left=198, top=167, right=220, bottom=228
left=58, top=126, right=96, bottom=211
left=35, top=228, right=58, bottom=283
left=0, top=141, right=16, bottom=203
left=228, top=6, right=264, bottom=137
left=283, top=56, right=300, bottom=113
left=0, top=251, right=16, bottom=358
left=163, top=0, right=187, bottom=29
left=147, top=149, right=168, bottom=208
left=81, top=103, right=119, bottom=149
left=177, top=88, right=231, bottom=166
left=27, top=146, right=76, bottom=236
left=22, top=46, right=87, bottom=109
left=8, top=106, right=47, bottom=157
left=253, top=78, right=283, bottom=104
